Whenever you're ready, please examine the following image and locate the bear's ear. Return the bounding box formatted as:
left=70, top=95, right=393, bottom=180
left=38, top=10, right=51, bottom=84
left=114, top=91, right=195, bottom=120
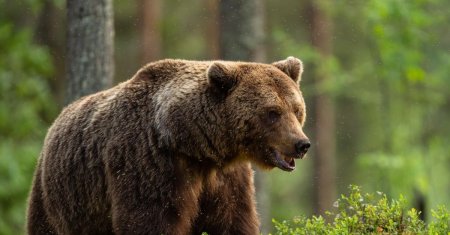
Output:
left=207, top=62, right=238, bottom=95
left=272, top=56, right=304, bottom=83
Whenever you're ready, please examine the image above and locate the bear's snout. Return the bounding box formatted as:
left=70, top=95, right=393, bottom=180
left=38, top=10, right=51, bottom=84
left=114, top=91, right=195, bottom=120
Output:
left=295, top=139, right=310, bottom=158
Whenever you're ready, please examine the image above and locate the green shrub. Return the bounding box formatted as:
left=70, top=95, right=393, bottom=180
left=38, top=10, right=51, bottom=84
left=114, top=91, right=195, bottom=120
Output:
left=272, top=185, right=449, bottom=235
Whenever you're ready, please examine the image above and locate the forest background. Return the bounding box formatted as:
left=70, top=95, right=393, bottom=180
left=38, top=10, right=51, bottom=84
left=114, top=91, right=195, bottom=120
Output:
left=0, top=0, right=449, bottom=234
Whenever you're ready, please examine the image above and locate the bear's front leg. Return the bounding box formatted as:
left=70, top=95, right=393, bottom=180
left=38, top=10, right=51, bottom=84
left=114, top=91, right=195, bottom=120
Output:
left=193, top=163, right=260, bottom=235
left=105, top=154, right=202, bottom=235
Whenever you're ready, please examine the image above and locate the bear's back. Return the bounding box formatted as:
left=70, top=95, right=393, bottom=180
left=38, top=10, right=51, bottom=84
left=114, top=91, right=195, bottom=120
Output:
left=134, top=59, right=210, bottom=85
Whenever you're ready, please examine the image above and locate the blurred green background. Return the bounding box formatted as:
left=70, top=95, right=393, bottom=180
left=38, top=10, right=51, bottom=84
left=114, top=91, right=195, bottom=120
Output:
left=0, top=0, right=449, bottom=234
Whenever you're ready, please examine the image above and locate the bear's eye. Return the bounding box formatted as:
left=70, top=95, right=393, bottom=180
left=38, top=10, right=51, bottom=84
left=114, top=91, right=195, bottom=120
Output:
left=295, top=109, right=302, bottom=119
left=266, top=110, right=281, bottom=124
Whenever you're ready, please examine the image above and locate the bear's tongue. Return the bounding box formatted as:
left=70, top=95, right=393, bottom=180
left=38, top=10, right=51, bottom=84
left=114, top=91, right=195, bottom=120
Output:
left=274, top=151, right=296, bottom=171
left=285, top=156, right=295, bottom=168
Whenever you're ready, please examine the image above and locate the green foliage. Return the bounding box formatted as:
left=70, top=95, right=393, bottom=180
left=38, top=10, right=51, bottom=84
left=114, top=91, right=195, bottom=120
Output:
left=0, top=3, right=56, bottom=234
left=272, top=186, right=450, bottom=235
left=353, top=0, right=450, bottom=212
left=268, top=0, right=449, bottom=222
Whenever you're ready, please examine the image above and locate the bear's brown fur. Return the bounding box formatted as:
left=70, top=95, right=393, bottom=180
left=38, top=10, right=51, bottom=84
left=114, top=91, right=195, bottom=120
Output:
left=26, top=57, right=310, bottom=235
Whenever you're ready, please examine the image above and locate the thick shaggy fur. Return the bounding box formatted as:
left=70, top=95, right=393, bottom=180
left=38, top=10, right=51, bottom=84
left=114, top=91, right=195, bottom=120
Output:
left=27, top=57, right=308, bottom=235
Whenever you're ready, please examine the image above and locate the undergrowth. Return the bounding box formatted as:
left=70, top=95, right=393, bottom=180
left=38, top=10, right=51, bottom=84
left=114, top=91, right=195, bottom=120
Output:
left=272, top=185, right=449, bottom=235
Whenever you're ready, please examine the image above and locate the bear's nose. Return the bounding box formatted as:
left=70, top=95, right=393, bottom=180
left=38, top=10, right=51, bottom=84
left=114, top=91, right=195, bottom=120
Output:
left=295, top=140, right=311, bottom=155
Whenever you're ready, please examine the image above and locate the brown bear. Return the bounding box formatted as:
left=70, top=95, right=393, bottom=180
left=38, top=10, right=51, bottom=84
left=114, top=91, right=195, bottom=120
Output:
left=26, top=57, right=310, bottom=235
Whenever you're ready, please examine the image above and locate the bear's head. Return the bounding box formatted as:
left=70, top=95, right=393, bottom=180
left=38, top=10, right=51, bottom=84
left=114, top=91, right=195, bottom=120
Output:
left=207, top=56, right=310, bottom=171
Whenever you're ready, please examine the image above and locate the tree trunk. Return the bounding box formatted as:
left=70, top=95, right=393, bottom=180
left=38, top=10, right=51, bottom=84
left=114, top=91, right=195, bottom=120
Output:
left=138, top=0, right=162, bottom=64
left=307, top=0, right=336, bottom=215
left=218, top=0, right=269, bottom=232
left=218, top=0, right=265, bottom=61
left=66, top=0, right=114, bottom=104
left=206, top=0, right=220, bottom=59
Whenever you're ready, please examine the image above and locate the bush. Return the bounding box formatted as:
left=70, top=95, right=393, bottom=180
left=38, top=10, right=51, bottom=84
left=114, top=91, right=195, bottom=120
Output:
left=272, top=185, right=449, bottom=235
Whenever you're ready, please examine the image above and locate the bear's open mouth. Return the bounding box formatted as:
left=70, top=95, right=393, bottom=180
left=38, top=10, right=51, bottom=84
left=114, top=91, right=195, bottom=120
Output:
left=272, top=150, right=296, bottom=172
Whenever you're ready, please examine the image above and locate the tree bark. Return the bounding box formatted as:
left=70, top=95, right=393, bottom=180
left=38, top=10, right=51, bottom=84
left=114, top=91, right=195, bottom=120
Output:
left=307, top=0, right=336, bottom=215
left=218, top=0, right=269, bottom=232
left=206, top=0, right=220, bottom=59
left=66, top=0, right=114, bottom=104
left=138, top=0, right=162, bottom=64
left=218, top=0, right=265, bottom=61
